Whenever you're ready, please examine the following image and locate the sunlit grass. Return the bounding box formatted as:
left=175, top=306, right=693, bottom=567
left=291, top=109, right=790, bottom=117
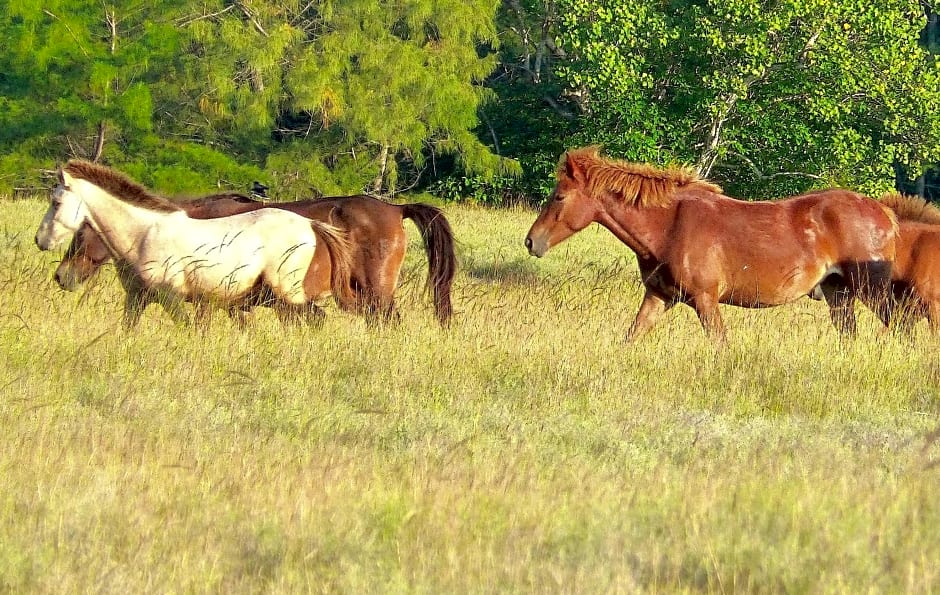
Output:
left=1, top=197, right=938, bottom=591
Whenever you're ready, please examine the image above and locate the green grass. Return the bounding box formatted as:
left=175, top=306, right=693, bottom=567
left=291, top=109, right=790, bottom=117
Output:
left=1, top=197, right=939, bottom=592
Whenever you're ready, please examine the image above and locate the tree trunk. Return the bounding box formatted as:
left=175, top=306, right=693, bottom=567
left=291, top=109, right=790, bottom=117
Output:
left=106, top=8, right=117, bottom=55
left=371, top=144, right=390, bottom=194
left=92, top=121, right=106, bottom=162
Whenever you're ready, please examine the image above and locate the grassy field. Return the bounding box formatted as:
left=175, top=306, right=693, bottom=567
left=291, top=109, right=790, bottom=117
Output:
left=1, top=196, right=939, bottom=592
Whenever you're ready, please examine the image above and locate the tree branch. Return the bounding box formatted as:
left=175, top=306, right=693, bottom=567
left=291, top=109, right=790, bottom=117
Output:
left=176, top=5, right=235, bottom=27
left=237, top=2, right=269, bottom=37
left=43, top=10, right=89, bottom=57
left=719, top=151, right=825, bottom=182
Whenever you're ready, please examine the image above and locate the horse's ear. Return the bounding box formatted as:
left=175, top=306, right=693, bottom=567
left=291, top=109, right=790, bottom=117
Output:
left=564, top=152, right=586, bottom=183
left=56, top=164, right=65, bottom=186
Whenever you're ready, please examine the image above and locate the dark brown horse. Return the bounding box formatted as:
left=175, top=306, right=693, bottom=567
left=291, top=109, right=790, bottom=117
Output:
left=873, top=193, right=940, bottom=332
left=524, top=147, right=898, bottom=342
left=56, top=193, right=456, bottom=327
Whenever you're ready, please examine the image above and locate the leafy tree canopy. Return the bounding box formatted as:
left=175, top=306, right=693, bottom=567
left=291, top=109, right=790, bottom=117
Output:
left=550, top=0, right=940, bottom=198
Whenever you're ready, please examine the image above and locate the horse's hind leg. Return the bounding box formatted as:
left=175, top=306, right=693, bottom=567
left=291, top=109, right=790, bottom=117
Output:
left=358, top=277, right=400, bottom=326
left=890, top=288, right=920, bottom=335
left=363, top=289, right=398, bottom=326
left=306, top=302, right=326, bottom=328
left=923, top=296, right=940, bottom=335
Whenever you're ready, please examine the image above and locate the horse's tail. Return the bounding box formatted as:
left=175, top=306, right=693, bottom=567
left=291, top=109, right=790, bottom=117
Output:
left=400, top=203, right=457, bottom=326
left=309, top=220, right=357, bottom=311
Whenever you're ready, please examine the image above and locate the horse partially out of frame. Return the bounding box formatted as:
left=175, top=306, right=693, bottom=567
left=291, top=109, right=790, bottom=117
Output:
left=54, top=192, right=456, bottom=327
left=35, top=160, right=356, bottom=328
left=869, top=193, right=940, bottom=333
left=524, top=146, right=898, bottom=343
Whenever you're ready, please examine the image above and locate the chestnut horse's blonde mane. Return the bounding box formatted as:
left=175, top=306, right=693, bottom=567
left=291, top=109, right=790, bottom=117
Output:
left=558, top=146, right=723, bottom=207
left=879, top=192, right=940, bottom=225
left=64, top=160, right=181, bottom=213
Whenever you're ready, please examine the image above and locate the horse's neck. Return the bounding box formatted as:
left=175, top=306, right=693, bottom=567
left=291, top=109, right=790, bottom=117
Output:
left=596, top=193, right=676, bottom=260
left=76, top=181, right=173, bottom=260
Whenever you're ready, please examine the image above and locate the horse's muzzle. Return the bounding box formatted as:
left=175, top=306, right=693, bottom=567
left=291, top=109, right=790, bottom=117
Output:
left=34, top=234, right=54, bottom=251
left=55, top=268, right=78, bottom=291
left=524, top=235, right=546, bottom=258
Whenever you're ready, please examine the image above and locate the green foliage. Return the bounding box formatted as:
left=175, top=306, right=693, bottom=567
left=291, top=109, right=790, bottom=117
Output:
left=552, top=0, right=940, bottom=198
left=264, top=142, right=360, bottom=199
left=0, top=0, right=200, bottom=191
left=2, top=0, right=937, bottom=202
left=184, top=0, right=519, bottom=194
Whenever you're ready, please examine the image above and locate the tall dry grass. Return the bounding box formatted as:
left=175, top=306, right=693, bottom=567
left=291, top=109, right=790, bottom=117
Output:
left=1, top=197, right=938, bottom=592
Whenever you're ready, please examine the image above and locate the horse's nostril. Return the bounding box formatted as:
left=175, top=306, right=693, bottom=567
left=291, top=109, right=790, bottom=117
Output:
left=524, top=237, right=532, bottom=250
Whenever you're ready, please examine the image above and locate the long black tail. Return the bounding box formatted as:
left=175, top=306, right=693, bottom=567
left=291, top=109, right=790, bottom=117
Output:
left=401, top=203, right=456, bottom=326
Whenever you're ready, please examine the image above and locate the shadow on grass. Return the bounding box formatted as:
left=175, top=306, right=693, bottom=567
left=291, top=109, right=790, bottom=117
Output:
left=465, top=258, right=540, bottom=285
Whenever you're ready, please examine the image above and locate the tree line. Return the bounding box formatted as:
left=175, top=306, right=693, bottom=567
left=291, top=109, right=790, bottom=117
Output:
left=1, top=0, right=938, bottom=204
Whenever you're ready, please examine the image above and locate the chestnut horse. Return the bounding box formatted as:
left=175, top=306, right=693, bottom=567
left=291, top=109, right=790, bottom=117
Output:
left=36, top=160, right=357, bottom=329
left=55, top=192, right=456, bottom=326
left=872, top=193, right=940, bottom=333
left=524, top=147, right=898, bottom=342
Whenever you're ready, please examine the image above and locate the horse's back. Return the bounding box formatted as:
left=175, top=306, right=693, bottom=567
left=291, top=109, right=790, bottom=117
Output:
left=664, top=187, right=896, bottom=306
left=283, top=196, right=409, bottom=286
left=674, top=188, right=895, bottom=258
left=789, top=189, right=896, bottom=261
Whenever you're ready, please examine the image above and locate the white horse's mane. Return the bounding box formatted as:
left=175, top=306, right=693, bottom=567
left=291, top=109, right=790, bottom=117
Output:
left=64, top=160, right=181, bottom=213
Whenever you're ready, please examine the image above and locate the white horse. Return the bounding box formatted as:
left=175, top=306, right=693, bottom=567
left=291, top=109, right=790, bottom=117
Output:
left=35, top=160, right=355, bottom=327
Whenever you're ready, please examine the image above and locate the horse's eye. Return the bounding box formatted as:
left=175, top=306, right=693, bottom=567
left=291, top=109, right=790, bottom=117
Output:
left=554, top=194, right=564, bottom=202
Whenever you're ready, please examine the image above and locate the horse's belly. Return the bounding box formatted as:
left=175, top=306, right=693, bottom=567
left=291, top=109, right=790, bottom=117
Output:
left=138, top=245, right=268, bottom=301
left=720, top=263, right=829, bottom=307
left=184, top=258, right=266, bottom=299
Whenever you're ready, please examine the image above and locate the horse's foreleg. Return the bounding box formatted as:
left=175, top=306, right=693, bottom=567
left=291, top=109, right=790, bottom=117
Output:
left=626, top=290, right=673, bottom=342
left=849, top=260, right=894, bottom=329
left=228, top=305, right=252, bottom=331
left=192, top=298, right=213, bottom=333
left=274, top=300, right=306, bottom=326
left=820, top=280, right=857, bottom=336
left=305, top=303, right=327, bottom=328
left=158, top=293, right=190, bottom=327
left=122, top=288, right=152, bottom=329
left=691, top=292, right=726, bottom=343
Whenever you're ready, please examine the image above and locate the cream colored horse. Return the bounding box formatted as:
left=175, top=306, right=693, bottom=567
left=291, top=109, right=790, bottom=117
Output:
left=35, top=160, right=352, bottom=327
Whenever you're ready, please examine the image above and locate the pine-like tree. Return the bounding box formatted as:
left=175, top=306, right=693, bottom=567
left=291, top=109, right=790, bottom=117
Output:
left=0, top=0, right=264, bottom=193
left=185, top=0, right=519, bottom=196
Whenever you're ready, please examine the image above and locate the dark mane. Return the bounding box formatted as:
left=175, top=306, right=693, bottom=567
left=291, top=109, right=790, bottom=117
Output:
left=879, top=193, right=940, bottom=225
left=177, top=192, right=260, bottom=207
left=559, top=146, right=723, bottom=208
left=63, top=160, right=181, bottom=213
